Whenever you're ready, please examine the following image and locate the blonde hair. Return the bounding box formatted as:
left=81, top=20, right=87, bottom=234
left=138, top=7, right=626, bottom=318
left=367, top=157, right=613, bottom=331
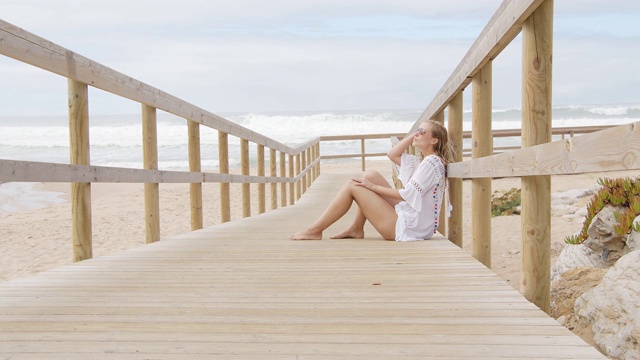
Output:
left=425, top=120, right=455, bottom=166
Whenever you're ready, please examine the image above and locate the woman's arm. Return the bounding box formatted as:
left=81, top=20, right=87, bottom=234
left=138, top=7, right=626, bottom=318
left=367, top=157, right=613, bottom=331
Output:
left=387, top=130, right=418, bottom=166
left=351, top=177, right=404, bottom=201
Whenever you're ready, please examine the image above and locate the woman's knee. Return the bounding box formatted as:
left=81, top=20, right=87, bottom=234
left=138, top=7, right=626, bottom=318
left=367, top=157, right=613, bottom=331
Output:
left=362, top=170, right=382, bottom=181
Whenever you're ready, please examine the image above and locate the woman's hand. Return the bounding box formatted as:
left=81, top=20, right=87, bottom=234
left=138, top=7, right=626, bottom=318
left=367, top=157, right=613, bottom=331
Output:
left=351, top=177, right=375, bottom=192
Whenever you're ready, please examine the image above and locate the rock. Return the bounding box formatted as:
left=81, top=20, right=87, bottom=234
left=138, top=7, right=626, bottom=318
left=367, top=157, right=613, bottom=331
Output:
left=551, top=267, right=607, bottom=319
left=584, top=205, right=630, bottom=264
left=551, top=243, right=611, bottom=283
left=575, top=251, right=640, bottom=360
left=550, top=267, right=606, bottom=349
left=627, top=216, right=640, bottom=252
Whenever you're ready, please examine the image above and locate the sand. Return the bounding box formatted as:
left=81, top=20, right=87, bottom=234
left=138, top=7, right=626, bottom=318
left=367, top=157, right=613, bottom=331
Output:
left=1, top=161, right=638, bottom=287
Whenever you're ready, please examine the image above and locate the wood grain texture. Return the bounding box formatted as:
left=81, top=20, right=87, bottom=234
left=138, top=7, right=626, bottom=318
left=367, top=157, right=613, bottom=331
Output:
left=521, top=0, right=553, bottom=314
left=471, top=63, right=493, bottom=269
left=448, top=121, right=640, bottom=179
left=0, top=172, right=604, bottom=359
left=68, top=79, right=92, bottom=261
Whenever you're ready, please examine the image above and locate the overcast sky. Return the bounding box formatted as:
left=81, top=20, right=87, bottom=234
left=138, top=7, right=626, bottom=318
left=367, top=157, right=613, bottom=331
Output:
left=1, top=0, right=639, bottom=115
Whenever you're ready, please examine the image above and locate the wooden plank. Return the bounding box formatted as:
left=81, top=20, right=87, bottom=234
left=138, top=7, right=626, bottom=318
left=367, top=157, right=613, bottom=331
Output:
left=0, top=159, right=293, bottom=184
left=448, top=121, right=640, bottom=178
left=0, top=173, right=604, bottom=358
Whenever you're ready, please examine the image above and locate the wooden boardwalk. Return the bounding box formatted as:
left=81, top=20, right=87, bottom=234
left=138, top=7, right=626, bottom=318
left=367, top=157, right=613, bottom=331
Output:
left=0, top=172, right=604, bottom=359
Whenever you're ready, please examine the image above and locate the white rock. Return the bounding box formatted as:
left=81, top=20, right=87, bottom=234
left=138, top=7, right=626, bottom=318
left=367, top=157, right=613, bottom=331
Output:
left=551, top=243, right=611, bottom=283
left=584, top=205, right=629, bottom=264
left=575, top=251, right=640, bottom=360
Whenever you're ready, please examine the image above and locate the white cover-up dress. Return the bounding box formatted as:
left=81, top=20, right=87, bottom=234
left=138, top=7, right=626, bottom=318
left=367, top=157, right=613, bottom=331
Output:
left=394, top=153, right=447, bottom=241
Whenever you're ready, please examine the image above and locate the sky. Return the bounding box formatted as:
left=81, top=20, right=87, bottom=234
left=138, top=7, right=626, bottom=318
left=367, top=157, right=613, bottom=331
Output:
left=1, top=0, right=640, bottom=116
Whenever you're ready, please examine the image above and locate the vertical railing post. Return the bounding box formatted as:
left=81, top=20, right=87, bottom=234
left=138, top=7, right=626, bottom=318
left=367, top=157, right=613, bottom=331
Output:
left=218, top=131, right=231, bottom=223
left=360, top=138, right=366, bottom=171
left=315, top=142, right=321, bottom=179
left=257, top=144, right=266, bottom=214
left=241, top=138, right=251, bottom=218
left=306, top=147, right=312, bottom=187
left=270, top=148, right=277, bottom=210
left=289, top=154, right=295, bottom=205
left=434, top=111, right=446, bottom=236
left=448, top=92, right=464, bottom=248
left=68, top=79, right=92, bottom=261
left=142, top=104, right=160, bottom=244
left=295, top=153, right=302, bottom=201
left=301, top=150, right=307, bottom=194
left=187, top=120, right=203, bottom=230
left=472, top=62, right=493, bottom=268
left=521, top=0, right=553, bottom=314
left=280, top=151, right=287, bottom=207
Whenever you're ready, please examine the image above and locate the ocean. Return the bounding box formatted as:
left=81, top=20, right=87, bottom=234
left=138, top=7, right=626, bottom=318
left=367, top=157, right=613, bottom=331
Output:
left=1, top=104, right=639, bottom=214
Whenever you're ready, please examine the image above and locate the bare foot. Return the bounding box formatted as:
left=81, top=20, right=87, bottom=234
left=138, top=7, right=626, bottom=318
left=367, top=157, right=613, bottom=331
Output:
left=330, top=228, right=364, bottom=239
left=290, top=229, right=322, bottom=240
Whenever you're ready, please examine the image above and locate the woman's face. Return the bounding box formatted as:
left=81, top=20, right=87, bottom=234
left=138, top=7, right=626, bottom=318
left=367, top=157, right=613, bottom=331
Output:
left=413, top=122, right=437, bottom=149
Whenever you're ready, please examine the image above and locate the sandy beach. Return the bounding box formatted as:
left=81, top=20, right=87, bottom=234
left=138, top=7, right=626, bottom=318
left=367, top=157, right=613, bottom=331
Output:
left=1, top=160, right=638, bottom=288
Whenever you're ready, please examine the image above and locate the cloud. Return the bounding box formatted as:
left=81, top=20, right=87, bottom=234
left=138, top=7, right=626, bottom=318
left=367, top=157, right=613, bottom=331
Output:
left=1, top=0, right=639, bottom=115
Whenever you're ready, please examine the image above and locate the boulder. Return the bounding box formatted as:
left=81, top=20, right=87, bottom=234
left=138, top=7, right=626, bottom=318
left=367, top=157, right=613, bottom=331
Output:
left=575, top=251, right=640, bottom=360
left=551, top=243, right=611, bottom=284
left=584, top=205, right=630, bottom=264
left=551, top=267, right=606, bottom=349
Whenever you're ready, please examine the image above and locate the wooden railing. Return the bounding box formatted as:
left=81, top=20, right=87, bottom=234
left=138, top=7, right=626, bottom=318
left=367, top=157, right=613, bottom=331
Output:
left=320, top=125, right=613, bottom=170
left=0, top=19, right=320, bottom=261
left=406, top=0, right=640, bottom=314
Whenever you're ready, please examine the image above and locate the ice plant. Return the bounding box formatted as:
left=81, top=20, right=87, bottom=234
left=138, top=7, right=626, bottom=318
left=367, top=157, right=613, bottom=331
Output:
left=565, top=177, right=640, bottom=245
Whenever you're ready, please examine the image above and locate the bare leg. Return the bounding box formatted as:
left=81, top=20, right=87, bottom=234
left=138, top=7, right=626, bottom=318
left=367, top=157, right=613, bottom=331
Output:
left=331, top=170, right=399, bottom=239
left=290, top=171, right=398, bottom=240
left=290, top=179, right=357, bottom=240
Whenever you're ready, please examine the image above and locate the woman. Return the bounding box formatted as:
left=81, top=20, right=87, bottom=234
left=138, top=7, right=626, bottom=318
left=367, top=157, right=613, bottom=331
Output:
left=290, top=120, right=452, bottom=241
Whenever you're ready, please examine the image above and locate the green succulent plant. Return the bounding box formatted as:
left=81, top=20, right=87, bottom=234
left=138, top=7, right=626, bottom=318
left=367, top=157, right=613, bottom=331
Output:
left=565, top=177, right=640, bottom=245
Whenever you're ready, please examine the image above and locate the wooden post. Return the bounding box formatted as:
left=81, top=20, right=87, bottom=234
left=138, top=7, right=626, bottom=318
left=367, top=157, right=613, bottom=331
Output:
left=142, top=104, right=160, bottom=244
left=472, top=62, right=493, bottom=268
left=68, top=79, right=92, bottom=262
left=448, top=92, right=464, bottom=248
left=315, top=143, right=321, bottom=179
left=360, top=139, right=366, bottom=171
left=187, top=120, right=203, bottom=230
left=218, top=131, right=231, bottom=223
left=301, top=150, right=307, bottom=194
left=270, top=148, right=277, bottom=210
left=289, top=154, right=295, bottom=205
left=280, top=151, right=287, bottom=207
left=306, top=148, right=312, bottom=187
left=521, top=0, right=553, bottom=314
left=295, top=154, right=301, bottom=201
left=434, top=111, right=446, bottom=236
left=241, top=138, right=250, bottom=218
left=257, top=144, right=266, bottom=214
